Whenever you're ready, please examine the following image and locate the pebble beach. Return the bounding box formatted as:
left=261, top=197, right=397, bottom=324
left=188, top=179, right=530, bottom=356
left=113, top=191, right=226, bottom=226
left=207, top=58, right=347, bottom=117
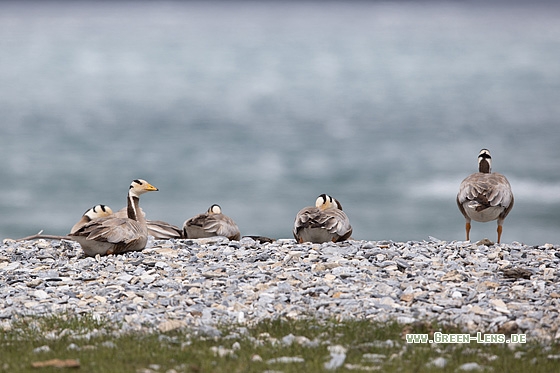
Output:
left=0, top=236, right=559, bottom=343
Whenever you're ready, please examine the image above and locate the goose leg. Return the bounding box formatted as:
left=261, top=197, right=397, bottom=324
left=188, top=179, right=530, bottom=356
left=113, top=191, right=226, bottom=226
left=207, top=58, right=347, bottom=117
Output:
left=497, top=225, right=502, bottom=244
left=465, top=222, right=471, bottom=241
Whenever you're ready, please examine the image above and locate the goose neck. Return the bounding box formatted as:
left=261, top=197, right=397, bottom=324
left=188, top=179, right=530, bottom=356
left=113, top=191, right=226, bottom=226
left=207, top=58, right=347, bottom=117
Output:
left=127, top=194, right=145, bottom=225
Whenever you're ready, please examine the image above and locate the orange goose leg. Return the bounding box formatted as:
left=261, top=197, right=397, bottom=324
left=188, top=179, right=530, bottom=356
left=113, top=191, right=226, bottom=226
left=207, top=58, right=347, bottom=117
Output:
left=497, top=225, right=503, bottom=244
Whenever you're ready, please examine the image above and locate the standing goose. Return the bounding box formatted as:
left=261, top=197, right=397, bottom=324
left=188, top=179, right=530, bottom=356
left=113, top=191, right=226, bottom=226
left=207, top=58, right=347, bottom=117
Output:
left=69, top=179, right=158, bottom=256
left=457, top=149, right=514, bottom=243
left=183, top=204, right=241, bottom=241
left=114, top=207, right=182, bottom=240
left=293, top=194, right=352, bottom=243
left=70, top=204, right=114, bottom=234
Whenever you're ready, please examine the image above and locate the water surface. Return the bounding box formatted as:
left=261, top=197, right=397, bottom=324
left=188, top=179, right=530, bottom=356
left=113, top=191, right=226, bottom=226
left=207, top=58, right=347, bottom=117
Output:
left=1, top=1, right=559, bottom=245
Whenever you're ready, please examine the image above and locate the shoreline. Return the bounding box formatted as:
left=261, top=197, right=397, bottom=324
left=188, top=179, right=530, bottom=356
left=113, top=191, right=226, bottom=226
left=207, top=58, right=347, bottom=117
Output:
left=0, top=237, right=558, bottom=343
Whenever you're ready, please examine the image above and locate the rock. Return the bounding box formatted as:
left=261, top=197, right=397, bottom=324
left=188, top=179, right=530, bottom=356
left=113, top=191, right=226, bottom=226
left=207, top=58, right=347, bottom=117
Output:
left=426, top=357, right=447, bottom=368
left=457, top=362, right=484, bottom=371
left=267, top=356, right=305, bottom=364
left=324, top=345, right=347, bottom=370
left=0, top=238, right=558, bottom=342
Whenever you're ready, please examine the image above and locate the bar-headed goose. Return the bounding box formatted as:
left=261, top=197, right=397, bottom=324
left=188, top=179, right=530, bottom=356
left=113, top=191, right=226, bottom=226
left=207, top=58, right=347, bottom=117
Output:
left=457, top=149, right=514, bottom=243
left=114, top=207, right=182, bottom=240
left=70, top=204, right=114, bottom=234
left=69, top=179, right=158, bottom=256
left=183, top=204, right=240, bottom=241
left=293, top=194, right=353, bottom=243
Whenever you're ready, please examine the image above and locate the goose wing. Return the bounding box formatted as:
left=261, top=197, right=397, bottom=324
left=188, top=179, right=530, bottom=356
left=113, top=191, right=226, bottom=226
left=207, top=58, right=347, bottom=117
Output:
left=458, top=173, right=514, bottom=210
left=183, top=213, right=240, bottom=240
left=116, top=207, right=179, bottom=239
left=204, top=214, right=240, bottom=240
left=321, top=208, right=353, bottom=240
left=293, top=207, right=352, bottom=240
left=70, top=217, right=146, bottom=252
left=293, top=206, right=320, bottom=237
left=70, top=216, right=89, bottom=235
left=184, top=213, right=207, bottom=229
left=147, top=220, right=183, bottom=239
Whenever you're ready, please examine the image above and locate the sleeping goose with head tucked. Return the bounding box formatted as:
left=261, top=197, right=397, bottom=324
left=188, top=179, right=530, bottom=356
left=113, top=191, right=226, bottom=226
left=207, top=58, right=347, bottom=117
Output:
left=69, top=179, right=158, bottom=256
left=183, top=204, right=240, bottom=241
left=457, top=149, right=514, bottom=244
left=293, top=194, right=352, bottom=244
left=70, top=204, right=114, bottom=234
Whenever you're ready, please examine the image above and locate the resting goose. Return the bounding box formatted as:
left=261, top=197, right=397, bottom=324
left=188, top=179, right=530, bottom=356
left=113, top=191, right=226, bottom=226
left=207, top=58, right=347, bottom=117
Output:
left=69, top=179, right=158, bottom=256
left=15, top=205, right=114, bottom=241
left=114, top=207, right=182, bottom=240
left=183, top=204, right=241, bottom=241
left=70, top=204, right=114, bottom=234
left=457, top=149, right=514, bottom=243
left=293, top=194, right=353, bottom=243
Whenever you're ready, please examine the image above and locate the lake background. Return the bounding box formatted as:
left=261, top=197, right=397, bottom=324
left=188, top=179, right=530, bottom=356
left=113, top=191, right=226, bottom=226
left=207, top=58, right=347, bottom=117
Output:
left=1, top=0, right=559, bottom=245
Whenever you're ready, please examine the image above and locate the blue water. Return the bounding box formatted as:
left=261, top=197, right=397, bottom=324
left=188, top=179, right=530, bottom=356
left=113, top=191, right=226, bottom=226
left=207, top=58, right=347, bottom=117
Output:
left=1, top=1, right=560, bottom=245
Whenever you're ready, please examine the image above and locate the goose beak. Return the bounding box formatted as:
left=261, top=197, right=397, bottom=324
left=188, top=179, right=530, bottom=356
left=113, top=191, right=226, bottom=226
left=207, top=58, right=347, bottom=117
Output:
left=145, top=184, right=159, bottom=192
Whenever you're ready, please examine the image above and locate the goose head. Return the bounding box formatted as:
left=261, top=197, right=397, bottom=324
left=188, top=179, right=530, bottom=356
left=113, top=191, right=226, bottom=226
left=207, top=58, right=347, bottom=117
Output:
left=129, top=179, right=159, bottom=198
left=207, top=204, right=222, bottom=214
left=314, top=194, right=340, bottom=210
left=83, top=204, right=114, bottom=220
left=478, top=149, right=492, bottom=173
left=71, top=204, right=114, bottom=234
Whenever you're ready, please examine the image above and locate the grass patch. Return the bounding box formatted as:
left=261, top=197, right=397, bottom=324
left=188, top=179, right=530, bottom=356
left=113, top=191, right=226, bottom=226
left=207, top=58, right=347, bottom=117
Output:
left=1, top=313, right=558, bottom=372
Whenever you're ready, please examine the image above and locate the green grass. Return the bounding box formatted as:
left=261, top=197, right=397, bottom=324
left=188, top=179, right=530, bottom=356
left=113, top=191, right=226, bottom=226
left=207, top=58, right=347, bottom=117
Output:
left=1, top=313, right=559, bottom=372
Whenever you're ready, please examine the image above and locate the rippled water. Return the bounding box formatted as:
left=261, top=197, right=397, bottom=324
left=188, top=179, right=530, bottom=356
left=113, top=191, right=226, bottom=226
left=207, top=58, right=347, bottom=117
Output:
left=1, top=1, right=559, bottom=245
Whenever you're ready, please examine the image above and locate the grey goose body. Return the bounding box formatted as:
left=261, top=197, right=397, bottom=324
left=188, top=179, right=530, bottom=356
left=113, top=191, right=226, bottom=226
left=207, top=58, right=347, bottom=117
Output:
left=457, top=149, right=514, bottom=243
left=293, top=194, right=352, bottom=243
left=183, top=204, right=240, bottom=241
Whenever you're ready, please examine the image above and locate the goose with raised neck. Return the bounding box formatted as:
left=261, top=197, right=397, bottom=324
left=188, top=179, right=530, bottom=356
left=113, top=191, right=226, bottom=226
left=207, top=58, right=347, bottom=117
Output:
left=69, top=179, right=158, bottom=256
